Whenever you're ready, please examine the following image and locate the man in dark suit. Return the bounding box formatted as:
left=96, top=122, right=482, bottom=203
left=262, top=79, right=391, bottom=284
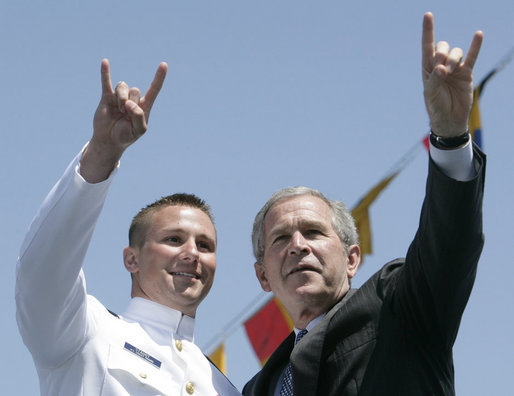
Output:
left=243, top=13, right=485, bottom=396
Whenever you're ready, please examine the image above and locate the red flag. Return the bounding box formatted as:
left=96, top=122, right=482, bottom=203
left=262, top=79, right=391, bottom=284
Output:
left=422, top=135, right=430, bottom=150
left=244, top=297, right=293, bottom=365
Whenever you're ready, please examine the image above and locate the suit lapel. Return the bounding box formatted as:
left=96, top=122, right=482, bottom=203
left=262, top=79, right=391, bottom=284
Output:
left=251, top=290, right=357, bottom=396
left=252, top=332, right=295, bottom=395
left=291, top=289, right=357, bottom=395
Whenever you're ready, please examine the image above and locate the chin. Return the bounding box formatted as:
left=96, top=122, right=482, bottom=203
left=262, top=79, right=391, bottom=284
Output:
left=293, top=285, right=323, bottom=298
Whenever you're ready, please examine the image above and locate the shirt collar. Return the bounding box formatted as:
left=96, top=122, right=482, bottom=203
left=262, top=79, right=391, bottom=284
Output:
left=293, top=312, right=325, bottom=336
left=121, top=297, right=195, bottom=342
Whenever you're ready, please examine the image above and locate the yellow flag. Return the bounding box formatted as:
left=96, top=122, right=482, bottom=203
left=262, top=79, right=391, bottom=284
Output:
left=469, top=85, right=482, bottom=146
left=208, top=343, right=226, bottom=374
left=351, top=172, right=398, bottom=261
left=469, top=66, right=501, bottom=148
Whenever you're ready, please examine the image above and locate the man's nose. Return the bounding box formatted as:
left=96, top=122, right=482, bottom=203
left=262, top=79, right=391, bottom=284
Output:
left=288, top=231, right=311, bottom=256
left=181, top=239, right=199, bottom=261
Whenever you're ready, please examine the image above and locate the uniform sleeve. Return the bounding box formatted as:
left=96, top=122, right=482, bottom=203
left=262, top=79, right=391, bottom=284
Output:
left=389, top=144, right=486, bottom=350
left=15, top=146, right=118, bottom=368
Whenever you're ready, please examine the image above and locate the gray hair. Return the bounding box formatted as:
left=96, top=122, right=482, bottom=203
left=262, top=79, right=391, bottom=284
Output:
left=252, top=186, right=359, bottom=264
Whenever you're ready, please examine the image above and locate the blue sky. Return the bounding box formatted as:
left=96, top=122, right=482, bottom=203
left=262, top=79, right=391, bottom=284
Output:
left=1, top=1, right=513, bottom=394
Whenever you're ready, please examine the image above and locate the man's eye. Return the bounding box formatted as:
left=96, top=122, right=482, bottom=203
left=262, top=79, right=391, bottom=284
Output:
left=198, top=242, right=214, bottom=252
left=305, top=229, right=322, bottom=236
left=166, top=236, right=181, bottom=243
left=273, top=235, right=288, bottom=244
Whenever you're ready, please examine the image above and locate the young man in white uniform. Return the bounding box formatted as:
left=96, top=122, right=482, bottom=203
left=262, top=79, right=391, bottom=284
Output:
left=16, top=59, right=241, bottom=396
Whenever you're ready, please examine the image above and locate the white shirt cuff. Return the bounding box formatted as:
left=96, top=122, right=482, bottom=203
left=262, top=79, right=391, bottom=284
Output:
left=429, top=136, right=475, bottom=181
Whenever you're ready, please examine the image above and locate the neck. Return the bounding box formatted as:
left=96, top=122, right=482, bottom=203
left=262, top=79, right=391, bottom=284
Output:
left=291, top=306, right=326, bottom=330
left=289, top=290, right=348, bottom=329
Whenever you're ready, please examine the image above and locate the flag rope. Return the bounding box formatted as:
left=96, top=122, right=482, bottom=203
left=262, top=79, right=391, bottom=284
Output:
left=202, top=290, right=270, bottom=354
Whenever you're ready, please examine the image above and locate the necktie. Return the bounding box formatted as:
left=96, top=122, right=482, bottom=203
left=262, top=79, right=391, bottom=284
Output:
left=279, top=329, right=308, bottom=396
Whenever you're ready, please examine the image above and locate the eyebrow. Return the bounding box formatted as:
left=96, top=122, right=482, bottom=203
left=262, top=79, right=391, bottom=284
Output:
left=159, top=227, right=216, bottom=241
left=267, top=219, right=328, bottom=240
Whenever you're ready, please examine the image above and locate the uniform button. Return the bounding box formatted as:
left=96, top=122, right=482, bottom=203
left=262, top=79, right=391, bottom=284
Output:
left=175, top=339, right=183, bottom=352
left=139, top=373, right=147, bottom=379
left=186, top=381, right=194, bottom=394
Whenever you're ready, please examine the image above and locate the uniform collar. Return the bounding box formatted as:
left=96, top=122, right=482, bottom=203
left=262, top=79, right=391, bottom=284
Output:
left=121, top=297, right=195, bottom=342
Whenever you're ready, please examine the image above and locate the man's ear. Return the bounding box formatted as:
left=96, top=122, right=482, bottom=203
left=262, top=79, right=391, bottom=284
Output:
left=123, top=246, right=140, bottom=274
left=346, top=244, right=361, bottom=279
left=254, top=262, right=272, bottom=292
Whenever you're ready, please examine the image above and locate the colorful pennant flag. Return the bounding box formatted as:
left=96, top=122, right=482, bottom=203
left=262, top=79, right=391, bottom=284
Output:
left=469, top=68, right=498, bottom=148
left=244, top=296, right=293, bottom=366
left=351, top=172, right=399, bottom=261
left=469, top=85, right=484, bottom=148
left=208, top=343, right=227, bottom=374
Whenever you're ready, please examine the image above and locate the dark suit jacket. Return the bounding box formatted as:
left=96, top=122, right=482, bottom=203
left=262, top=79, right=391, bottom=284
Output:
left=243, top=147, right=486, bottom=396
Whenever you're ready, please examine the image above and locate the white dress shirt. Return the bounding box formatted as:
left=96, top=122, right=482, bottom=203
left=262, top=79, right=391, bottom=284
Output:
left=15, top=147, right=241, bottom=396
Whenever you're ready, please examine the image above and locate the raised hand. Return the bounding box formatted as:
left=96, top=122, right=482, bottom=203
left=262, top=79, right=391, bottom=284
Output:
left=81, top=59, right=168, bottom=182
left=422, top=12, right=483, bottom=137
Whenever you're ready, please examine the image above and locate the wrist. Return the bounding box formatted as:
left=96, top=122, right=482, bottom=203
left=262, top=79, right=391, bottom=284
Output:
left=80, top=139, right=123, bottom=183
left=429, top=130, right=471, bottom=150
left=87, top=136, right=125, bottom=161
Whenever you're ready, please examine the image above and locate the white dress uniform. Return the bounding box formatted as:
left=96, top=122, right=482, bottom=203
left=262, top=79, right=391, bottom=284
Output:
left=15, top=148, right=242, bottom=396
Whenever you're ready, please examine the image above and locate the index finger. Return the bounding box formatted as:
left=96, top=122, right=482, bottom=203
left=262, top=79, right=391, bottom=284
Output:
left=141, top=62, right=168, bottom=110
left=463, top=31, right=484, bottom=70
left=100, top=58, right=114, bottom=95
left=421, top=12, right=435, bottom=71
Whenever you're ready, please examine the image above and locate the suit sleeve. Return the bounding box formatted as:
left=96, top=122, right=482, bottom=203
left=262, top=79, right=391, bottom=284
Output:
left=387, top=144, right=485, bottom=350
left=15, top=147, right=117, bottom=368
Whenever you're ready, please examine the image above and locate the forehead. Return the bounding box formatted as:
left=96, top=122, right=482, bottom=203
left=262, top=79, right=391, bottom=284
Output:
left=148, top=205, right=216, bottom=237
left=264, top=195, right=333, bottom=234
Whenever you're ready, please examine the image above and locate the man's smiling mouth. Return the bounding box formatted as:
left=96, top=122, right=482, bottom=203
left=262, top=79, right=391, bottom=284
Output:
left=169, top=271, right=199, bottom=279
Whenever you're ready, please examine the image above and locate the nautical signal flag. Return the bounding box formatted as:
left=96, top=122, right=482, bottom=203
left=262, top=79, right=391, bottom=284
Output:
left=244, top=297, right=294, bottom=366
left=351, top=172, right=399, bottom=261
left=469, top=67, right=498, bottom=149
left=208, top=343, right=227, bottom=374
left=469, top=84, right=484, bottom=148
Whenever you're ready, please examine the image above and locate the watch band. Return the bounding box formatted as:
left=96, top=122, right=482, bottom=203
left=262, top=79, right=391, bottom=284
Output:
left=429, top=131, right=470, bottom=150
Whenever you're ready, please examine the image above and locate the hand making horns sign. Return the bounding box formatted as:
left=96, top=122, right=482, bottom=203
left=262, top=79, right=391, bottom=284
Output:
left=422, top=12, right=483, bottom=138
left=81, top=59, right=168, bottom=183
